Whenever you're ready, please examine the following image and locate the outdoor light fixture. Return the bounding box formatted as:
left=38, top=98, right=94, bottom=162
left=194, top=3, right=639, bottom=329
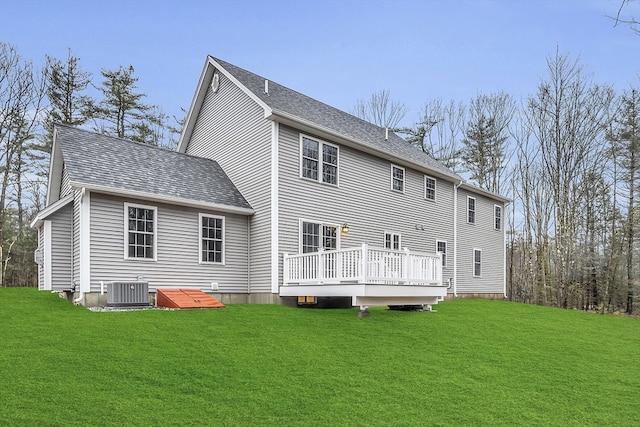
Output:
left=341, top=224, right=350, bottom=233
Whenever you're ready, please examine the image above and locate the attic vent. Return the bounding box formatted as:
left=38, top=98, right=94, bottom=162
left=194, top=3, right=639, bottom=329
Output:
left=107, top=281, right=149, bottom=307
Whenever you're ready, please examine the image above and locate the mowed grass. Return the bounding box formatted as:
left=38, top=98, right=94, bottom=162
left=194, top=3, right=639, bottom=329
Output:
left=0, top=288, right=638, bottom=426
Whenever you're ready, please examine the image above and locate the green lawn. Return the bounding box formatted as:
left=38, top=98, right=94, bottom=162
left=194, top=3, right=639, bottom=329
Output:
left=0, top=288, right=638, bottom=426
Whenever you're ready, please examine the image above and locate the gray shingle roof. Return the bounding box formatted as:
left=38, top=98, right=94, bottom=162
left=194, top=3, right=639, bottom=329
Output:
left=212, top=56, right=461, bottom=181
left=55, top=125, right=252, bottom=212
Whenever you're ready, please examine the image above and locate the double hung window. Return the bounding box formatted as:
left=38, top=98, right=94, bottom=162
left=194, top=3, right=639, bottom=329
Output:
left=200, top=214, right=224, bottom=264
left=467, top=197, right=476, bottom=224
left=384, top=232, right=401, bottom=250
left=473, top=249, right=482, bottom=277
left=125, top=203, right=156, bottom=260
left=301, top=136, right=338, bottom=185
left=424, top=176, right=436, bottom=201
left=436, top=240, right=447, bottom=267
left=391, top=165, right=405, bottom=192
left=494, top=205, right=502, bottom=230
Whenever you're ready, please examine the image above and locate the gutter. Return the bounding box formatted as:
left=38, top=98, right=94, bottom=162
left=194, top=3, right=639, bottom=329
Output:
left=68, top=181, right=255, bottom=216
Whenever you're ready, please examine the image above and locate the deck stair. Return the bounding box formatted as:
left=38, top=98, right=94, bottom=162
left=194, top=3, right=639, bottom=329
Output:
left=156, top=289, right=225, bottom=309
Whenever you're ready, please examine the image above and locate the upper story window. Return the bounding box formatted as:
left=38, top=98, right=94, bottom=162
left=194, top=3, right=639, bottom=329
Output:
left=424, top=176, right=436, bottom=201
left=125, top=203, right=156, bottom=260
left=391, top=165, right=405, bottom=193
left=436, top=240, right=447, bottom=267
left=467, top=196, right=476, bottom=224
left=494, top=205, right=502, bottom=230
left=200, top=214, right=224, bottom=264
left=384, top=232, right=401, bottom=250
left=301, top=221, right=337, bottom=253
left=301, top=136, right=338, bottom=185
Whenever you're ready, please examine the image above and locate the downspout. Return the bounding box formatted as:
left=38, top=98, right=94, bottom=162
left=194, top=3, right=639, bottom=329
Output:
left=247, top=216, right=251, bottom=293
left=73, top=187, right=87, bottom=305
left=453, top=180, right=463, bottom=297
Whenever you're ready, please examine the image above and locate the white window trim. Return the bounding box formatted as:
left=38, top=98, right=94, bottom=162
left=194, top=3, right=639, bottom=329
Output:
left=299, top=134, right=339, bottom=186
left=298, top=218, right=340, bottom=253
left=384, top=231, right=402, bottom=250
left=124, top=202, right=158, bottom=261
left=467, top=196, right=476, bottom=224
left=494, top=204, right=502, bottom=231
left=424, top=175, right=437, bottom=201
left=473, top=248, right=482, bottom=277
left=436, top=240, right=447, bottom=268
left=391, top=164, right=405, bottom=193
left=199, top=213, right=225, bottom=265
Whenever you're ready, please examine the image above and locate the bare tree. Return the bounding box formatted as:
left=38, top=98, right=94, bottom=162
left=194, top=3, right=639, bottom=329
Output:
left=607, top=87, right=640, bottom=314
left=0, top=42, right=47, bottom=286
left=526, top=50, right=614, bottom=308
left=610, top=0, right=639, bottom=35
left=396, top=99, right=465, bottom=171
left=351, top=89, right=408, bottom=129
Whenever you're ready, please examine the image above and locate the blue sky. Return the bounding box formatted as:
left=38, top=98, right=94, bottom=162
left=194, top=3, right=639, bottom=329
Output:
left=2, top=0, right=639, bottom=129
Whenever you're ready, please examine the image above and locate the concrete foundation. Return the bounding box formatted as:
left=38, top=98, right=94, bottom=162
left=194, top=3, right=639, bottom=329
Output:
left=444, top=293, right=505, bottom=301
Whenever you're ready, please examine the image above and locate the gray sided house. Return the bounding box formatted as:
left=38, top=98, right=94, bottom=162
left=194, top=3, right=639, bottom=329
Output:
left=32, top=56, right=509, bottom=308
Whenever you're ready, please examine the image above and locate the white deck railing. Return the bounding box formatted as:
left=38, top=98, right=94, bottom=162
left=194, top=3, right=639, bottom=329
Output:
left=283, top=243, right=443, bottom=286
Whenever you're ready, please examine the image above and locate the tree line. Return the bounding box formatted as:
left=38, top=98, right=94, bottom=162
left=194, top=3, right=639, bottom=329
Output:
left=0, top=42, right=182, bottom=287
left=353, top=50, right=639, bottom=315
left=1, top=40, right=637, bottom=316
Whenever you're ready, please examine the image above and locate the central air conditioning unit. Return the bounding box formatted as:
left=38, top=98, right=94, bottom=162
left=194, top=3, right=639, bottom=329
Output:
left=107, top=281, right=150, bottom=307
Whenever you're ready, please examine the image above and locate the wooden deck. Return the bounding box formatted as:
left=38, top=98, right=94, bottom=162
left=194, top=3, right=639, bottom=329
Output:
left=281, top=244, right=447, bottom=308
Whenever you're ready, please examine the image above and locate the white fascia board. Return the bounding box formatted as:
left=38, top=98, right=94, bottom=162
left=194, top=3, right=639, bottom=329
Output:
left=46, top=131, right=64, bottom=206
left=80, top=189, right=90, bottom=293
left=68, top=181, right=255, bottom=216
left=270, top=121, right=279, bottom=293
left=178, top=56, right=273, bottom=153
left=30, top=194, right=74, bottom=229
left=267, top=109, right=461, bottom=183
left=43, top=220, right=52, bottom=291
left=459, top=182, right=511, bottom=204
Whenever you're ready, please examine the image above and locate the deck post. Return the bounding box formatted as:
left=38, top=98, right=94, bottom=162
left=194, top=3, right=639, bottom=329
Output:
left=403, top=247, right=411, bottom=285
left=317, top=248, right=324, bottom=284
left=359, top=243, right=368, bottom=283
left=283, top=253, right=289, bottom=285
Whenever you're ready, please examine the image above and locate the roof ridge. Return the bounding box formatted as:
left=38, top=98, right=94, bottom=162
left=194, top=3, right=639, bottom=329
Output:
left=210, top=56, right=402, bottom=136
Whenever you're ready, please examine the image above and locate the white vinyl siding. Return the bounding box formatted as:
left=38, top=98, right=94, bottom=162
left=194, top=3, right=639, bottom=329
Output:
left=50, top=202, right=73, bottom=291
left=300, top=135, right=338, bottom=185
left=424, top=176, right=436, bottom=201
left=124, top=203, right=157, bottom=261
left=184, top=73, right=272, bottom=292
left=277, top=125, right=456, bottom=284
left=457, top=188, right=505, bottom=294
left=200, top=214, right=224, bottom=264
left=89, top=194, right=249, bottom=293
left=391, top=164, right=405, bottom=193
left=60, top=165, right=72, bottom=198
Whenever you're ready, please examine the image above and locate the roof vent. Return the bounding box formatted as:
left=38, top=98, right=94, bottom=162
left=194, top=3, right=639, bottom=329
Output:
left=264, top=79, right=269, bottom=95
left=385, top=128, right=389, bottom=140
